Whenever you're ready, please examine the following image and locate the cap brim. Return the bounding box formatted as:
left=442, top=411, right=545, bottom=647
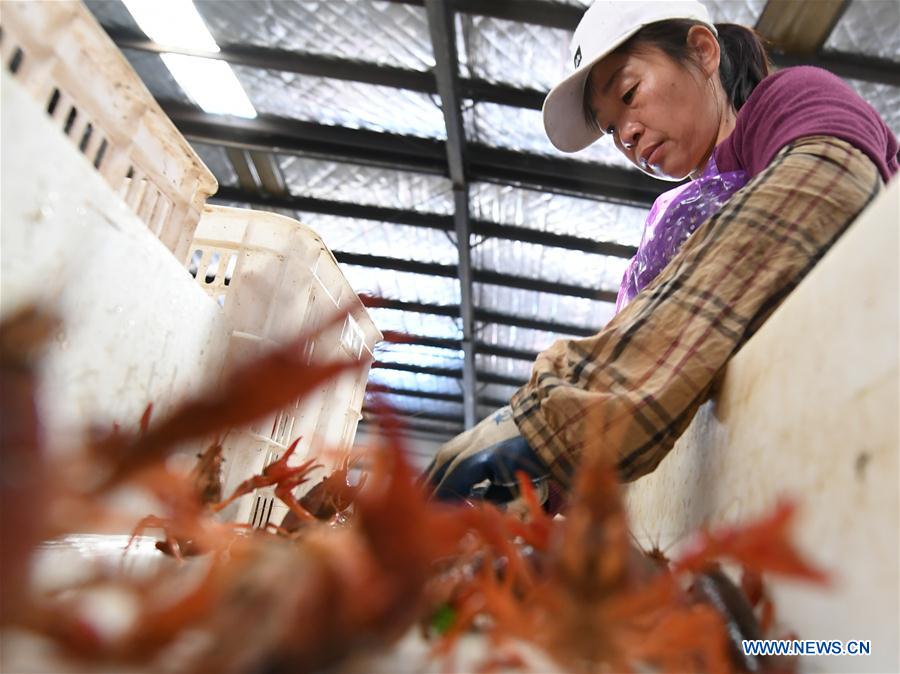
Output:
left=542, top=26, right=643, bottom=153
left=542, top=68, right=602, bottom=153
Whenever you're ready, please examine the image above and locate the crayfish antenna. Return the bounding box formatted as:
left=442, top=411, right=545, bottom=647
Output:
left=673, top=501, right=828, bottom=583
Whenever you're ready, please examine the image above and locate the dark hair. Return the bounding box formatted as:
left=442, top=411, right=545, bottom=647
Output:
left=583, top=20, right=770, bottom=129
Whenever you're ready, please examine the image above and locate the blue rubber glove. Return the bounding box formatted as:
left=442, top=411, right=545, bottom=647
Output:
left=422, top=407, right=550, bottom=504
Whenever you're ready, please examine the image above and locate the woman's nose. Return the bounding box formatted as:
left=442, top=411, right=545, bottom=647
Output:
left=621, top=122, right=642, bottom=151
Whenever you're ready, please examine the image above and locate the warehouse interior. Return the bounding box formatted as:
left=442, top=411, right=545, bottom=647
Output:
left=84, top=0, right=900, bottom=457
left=1, top=1, right=898, bottom=672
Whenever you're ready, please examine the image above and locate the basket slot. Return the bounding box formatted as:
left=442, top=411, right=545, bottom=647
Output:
left=92, top=137, right=109, bottom=170
left=189, top=245, right=238, bottom=295
left=137, top=186, right=159, bottom=224
left=62, top=103, right=79, bottom=136
left=46, top=87, right=60, bottom=115
left=69, top=111, right=91, bottom=147
left=223, top=251, right=237, bottom=286
left=0, top=1, right=218, bottom=261
left=249, top=495, right=274, bottom=529
left=269, top=409, right=296, bottom=446
left=78, top=121, right=94, bottom=153
left=48, top=89, right=72, bottom=124
left=149, top=194, right=173, bottom=237
left=7, top=46, right=24, bottom=74
left=124, top=169, right=148, bottom=212
left=204, top=251, right=222, bottom=284
left=79, top=123, right=106, bottom=164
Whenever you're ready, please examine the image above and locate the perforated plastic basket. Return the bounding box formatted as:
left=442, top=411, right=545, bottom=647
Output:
left=189, top=205, right=382, bottom=525
left=2, top=68, right=230, bottom=446
left=0, top=0, right=217, bottom=261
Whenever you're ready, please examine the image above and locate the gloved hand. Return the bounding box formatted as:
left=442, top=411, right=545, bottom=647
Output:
left=422, top=406, right=550, bottom=504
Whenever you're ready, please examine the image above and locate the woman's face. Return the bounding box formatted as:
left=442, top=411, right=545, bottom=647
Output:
left=585, top=29, right=729, bottom=180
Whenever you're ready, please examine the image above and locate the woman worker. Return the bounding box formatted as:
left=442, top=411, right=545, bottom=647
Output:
left=424, top=0, right=898, bottom=504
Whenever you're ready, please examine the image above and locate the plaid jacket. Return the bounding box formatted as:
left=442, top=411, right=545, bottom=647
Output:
left=510, top=137, right=883, bottom=487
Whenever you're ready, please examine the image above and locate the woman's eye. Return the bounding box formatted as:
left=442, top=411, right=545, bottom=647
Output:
left=622, top=85, right=637, bottom=104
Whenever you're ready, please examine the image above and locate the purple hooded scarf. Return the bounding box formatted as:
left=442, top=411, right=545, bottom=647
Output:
left=615, top=155, right=749, bottom=312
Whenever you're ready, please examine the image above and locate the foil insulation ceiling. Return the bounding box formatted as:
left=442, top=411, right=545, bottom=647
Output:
left=302, top=214, right=459, bottom=265
left=194, top=0, right=435, bottom=71
left=469, top=182, right=647, bottom=244
left=232, top=65, right=447, bottom=138
left=472, top=239, right=629, bottom=290
left=87, top=0, right=900, bottom=437
left=825, top=0, right=900, bottom=62
left=279, top=155, right=454, bottom=214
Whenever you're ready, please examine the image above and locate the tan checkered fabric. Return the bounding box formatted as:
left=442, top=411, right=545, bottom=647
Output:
left=510, top=137, right=883, bottom=487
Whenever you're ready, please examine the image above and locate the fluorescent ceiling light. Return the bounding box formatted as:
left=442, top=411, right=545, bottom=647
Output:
left=123, top=1, right=257, bottom=118
left=161, top=54, right=257, bottom=118
left=122, top=0, right=219, bottom=52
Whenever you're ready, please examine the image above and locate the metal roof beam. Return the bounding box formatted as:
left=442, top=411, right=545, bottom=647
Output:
left=162, top=103, right=664, bottom=204
left=474, top=307, right=596, bottom=337
left=360, top=296, right=599, bottom=337
left=163, top=101, right=448, bottom=174
left=111, top=25, right=898, bottom=111
left=442, top=1, right=899, bottom=86
left=212, top=187, right=637, bottom=257
left=477, top=342, right=540, bottom=362
left=380, top=331, right=462, bottom=350
left=335, top=252, right=457, bottom=278
left=367, top=384, right=463, bottom=403
left=380, top=331, right=539, bottom=362
left=427, top=0, right=476, bottom=429
left=372, top=361, right=525, bottom=388
left=336, top=252, right=618, bottom=301
left=106, top=28, right=547, bottom=108
left=475, top=269, right=618, bottom=302
left=473, top=219, right=637, bottom=258
left=468, top=145, right=663, bottom=205
left=773, top=51, right=900, bottom=87
left=224, top=147, right=260, bottom=193
left=449, top=0, right=583, bottom=29
left=360, top=296, right=461, bottom=317
left=107, top=28, right=436, bottom=91
left=359, top=418, right=463, bottom=437
left=363, top=406, right=463, bottom=425
left=366, top=385, right=508, bottom=410
left=213, top=187, right=453, bottom=231
left=249, top=151, right=288, bottom=196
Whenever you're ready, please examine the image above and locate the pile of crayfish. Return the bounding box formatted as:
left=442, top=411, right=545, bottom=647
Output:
left=0, top=307, right=826, bottom=673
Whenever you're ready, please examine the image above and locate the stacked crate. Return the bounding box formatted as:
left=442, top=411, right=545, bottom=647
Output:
left=188, top=206, right=381, bottom=526
left=1, top=1, right=381, bottom=528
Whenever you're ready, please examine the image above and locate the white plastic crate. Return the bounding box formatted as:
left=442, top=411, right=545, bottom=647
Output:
left=1, top=68, right=230, bottom=448
left=188, top=205, right=382, bottom=525
left=0, top=0, right=217, bottom=262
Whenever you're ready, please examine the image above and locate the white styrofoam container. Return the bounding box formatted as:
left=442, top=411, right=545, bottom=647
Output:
left=188, top=206, right=383, bottom=525
left=0, top=0, right=217, bottom=262
left=626, top=179, right=899, bottom=673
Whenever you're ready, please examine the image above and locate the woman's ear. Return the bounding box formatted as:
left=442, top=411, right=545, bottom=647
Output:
left=687, top=25, right=720, bottom=78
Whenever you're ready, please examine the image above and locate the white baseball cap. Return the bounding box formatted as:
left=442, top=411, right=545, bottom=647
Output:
left=543, top=0, right=716, bottom=153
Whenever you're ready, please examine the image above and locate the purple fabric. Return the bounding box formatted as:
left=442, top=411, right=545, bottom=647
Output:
left=615, top=155, right=749, bottom=311
left=715, top=66, right=899, bottom=183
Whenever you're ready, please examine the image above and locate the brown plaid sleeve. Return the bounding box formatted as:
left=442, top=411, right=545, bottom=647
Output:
left=510, top=137, right=883, bottom=487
